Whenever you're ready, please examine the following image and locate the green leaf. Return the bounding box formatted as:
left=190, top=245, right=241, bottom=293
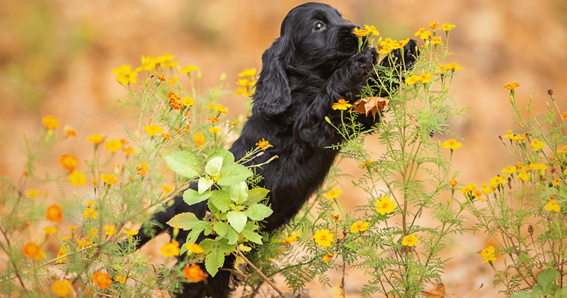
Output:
left=205, top=156, right=224, bottom=176
left=214, top=222, right=239, bottom=245
left=205, top=247, right=225, bottom=277
left=209, top=191, right=231, bottom=212
left=241, top=227, right=262, bottom=244
left=245, top=203, right=273, bottom=221
left=555, top=286, right=567, bottom=298
left=164, top=151, right=200, bottom=179
left=198, top=177, right=214, bottom=194
left=228, top=181, right=248, bottom=204
left=510, top=291, right=538, bottom=298
left=183, top=189, right=212, bottom=206
left=186, top=225, right=206, bottom=244
left=217, top=238, right=236, bottom=253
left=532, top=285, right=544, bottom=296
left=167, top=212, right=200, bottom=230
left=217, top=164, right=252, bottom=186
left=209, top=149, right=235, bottom=168
left=199, top=239, right=215, bottom=252
left=538, top=268, right=559, bottom=292
left=241, top=188, right=270, bottom=206
left=227, top=211, right=247, bottom=233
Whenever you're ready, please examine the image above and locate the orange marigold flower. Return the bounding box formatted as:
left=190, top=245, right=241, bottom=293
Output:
left=162, top=133, right=171, bottom=140
left=331, top=214, right=340, bottom=222
left=186, top=243, right=205, bottom=254
left=52, top=280, right=73, bottom=297
left=429, top=21, right=439, bottom=29
left=325, top=189, right=342, bottom=199
left=43, top=226, right=57, bottom=234
left=503, top=82, right=520, bottom=90
left=105, top=140, right=123, bottom=152
left=283, top=232, right=302, bottom=245
left=144, top=125, right=163, bottom=137
left=332, top=99, right=352, bottom=110
left=562, top=112, right=567, bottom=120
left=26, top=189, right=41, bottom=197
left=323, top=251, right=334, bottom=263
left=56, top=246, right=68, bottom=264
left=99, top=173, right=119, bottom=185
left=161, top=240, right=180, bottom=257
left=402, top=235, right=419, bottom=247
left=69, top=170, right=86, bottom=186
left=64, top=126, right=77, bottom=138
left=46, top=204, right=63, bottom=222
left=136, top=162, right=149, bottom=176
left=67, top=225, right=79, bottom=231
left=231, top=121, right=238, bottom=127
left=353, top=27, right=369, bottom=37
left=22, top=242, right=46, bottom=260
left=313, top=229, right=334, bottom=247
left=42, top=116, right=60, bottom=130
left=123, top=146, right=134, bottom=156
left=91, top=272, right=112, bottom=289
left=87, top=134, right=104, bottom=144
left=60, top=155, right=78, bottom=171
left=208, top=117, right=220, bottom=123
left=183, top=264, right=205, bottom=283
left=194, top=133, right=205, bottom=148
left=449, top=178, right=458, bottom=187
left=256, top=138, right=270, bottom=150
left=350, top=221, right=369, bottom=233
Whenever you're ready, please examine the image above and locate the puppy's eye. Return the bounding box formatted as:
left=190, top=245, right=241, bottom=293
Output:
left=313, top=21, right=326, bottom=32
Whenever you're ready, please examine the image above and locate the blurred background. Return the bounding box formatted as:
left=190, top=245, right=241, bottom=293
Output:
left=1, top=0, right=566, bottom=296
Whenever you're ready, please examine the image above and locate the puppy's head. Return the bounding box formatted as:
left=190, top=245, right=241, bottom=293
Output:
left=254, top=3, right=361, bottom=119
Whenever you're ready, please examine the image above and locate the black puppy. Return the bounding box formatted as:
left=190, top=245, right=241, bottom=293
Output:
left=133, top=2, right=416, bottom=297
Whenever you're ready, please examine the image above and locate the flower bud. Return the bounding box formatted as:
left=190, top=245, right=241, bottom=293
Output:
left=220, top=73, right=227, bottom=83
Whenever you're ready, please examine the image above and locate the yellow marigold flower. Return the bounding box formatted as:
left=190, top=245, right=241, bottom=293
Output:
left=116, top=275, right=127, bottom=283
left=283, top=232, right=302, bottom=245
left=480, top=246, right=496, bottom=264
left=182, top=97, right=195, bottom=107
left=208, top=117, right=220, bottom=123
left=194, top=133, right=205, bottom=148
left=59, top=154, right=78, bottom=172
left=418, top=73, right=433, bottom=83
left=123, top=146, right=134, bottom=156
left=358, top=160, right=375, bottom=169
left=144, top=125, right=163, bottom=137
left=429, top=21, right=439, bottom=29
left=46, top=204, right=63, bottom=223
left=67, top=225, right=79, bottom=231
left=239, top=68, right=257, bottom=77
left=168, top=76, right=179, bottom=85
left=472, top=189, right=484, bottom=202
left=405, top=75, right=419, bottom=85
left=99, top=173, right=119, bottom=185
left=51, top=280, right=73, bottom=297
left=532, top=163, right=548, bottom=173
left=43, top=226, right=57, bottom=234
left=235, top=78, right=256, bottom=96
left=209, top=127, right=222, bottom=134
left=26, top=189, right=41, bottom=197
left=231, top=121, right=238, bottom=127
left=84, top=200, right=95, bottom=208
left=89, top=228, right=98, bottom=237
left=503, top=82, right=520, bottom=90
left=161, top=240, right=180, bottom=257
left=91, top=272, right=112, bottom=289
left=56, top=246, right=68, bottom=263
left=364, top=25, right=379, bottom=36
left=449, top=178, right=458, bottom=187
left=350, top=221, right=369, bottom=233
left=488, top=176, right=505, bottom=187
left=431, top=36, right=444, bottom=45
left=180, top=65, right=199, bottom=74
left=104, top=140, right=123, bottom=152
left=69, top=170, right=86, bottom=186
left=91, top=178, right=98, bottom=185
left=186, top=243, right=205, bottom=254
left=64, top=126, right=76, bottom=138
left=562, top=112, right=567, bottom=120
left=553, top=178, right=561, bottom=186
left=42, top=116, right=60, bottom=130
left=83, top=208, right=98, bottom=219
left=442, top=139, right=463, bottom=150
left=353, top=27, right=369, bottom=37
left=517, top=170, right=530, bottom=182
left=124, top=229, right=138, bottom=236
left=401, top=235, right=419, bottom=247
left=184, top=264, right=205, bottom=283
left=162, top=185, right=173, bottom=193
left=112, top=64, right=132, bottom=74
left=440, top=23, right=456, bottom=31
left=545, top=199, right=560, bottom=212
left=459, top=183, right=477, bottom=194
left=22, top=242, right=46, bottom=260
left=414, top=27, right=431, bottom=40
left=531, top=139, right=546, bottom=151
left=332, top=99, right=352, bottom=111
left=323, top=251, right=334, bottom=263
left=481, top=183, right=492, bottom=195
left=376, top=196, right=396, bottom=215
left=502, top=165, right=517, bottom=174
left=313, top=229, right=334, bottom=247
left=87, top=134, right=104, bottom=144
left=104, top=225, right=116, bottom=236
left=136, top=162, right=149, bottom=176
left=112, top=65, right=137, bottom=85
left=331, top=214, right=339, bottom=222
left=325, top=189, right=342, bottom=199
left=445, top=62, right=462, bottom=71
left=211, top=105, right=228, bottom=114
left=256, top=138, right=270, bottom=150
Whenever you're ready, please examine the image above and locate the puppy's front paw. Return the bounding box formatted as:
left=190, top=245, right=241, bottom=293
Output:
left=353, top=47, right=378, bottom=79
left=382, top=39, right=418, bottom=71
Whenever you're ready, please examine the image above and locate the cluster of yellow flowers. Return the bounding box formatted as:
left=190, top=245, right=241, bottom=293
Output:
left=235, top=68, right=257, bottom=97
left=111, top=54, right=199, bottom=86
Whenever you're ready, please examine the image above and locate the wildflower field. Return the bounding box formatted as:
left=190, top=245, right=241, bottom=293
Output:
left=1, top=1, right=566, bottom=297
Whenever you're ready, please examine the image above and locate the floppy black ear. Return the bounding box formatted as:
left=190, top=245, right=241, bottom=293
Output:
left=252, top=36, right=293, bottom=119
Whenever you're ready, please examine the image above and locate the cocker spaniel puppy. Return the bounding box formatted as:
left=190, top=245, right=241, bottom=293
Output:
left=132, top=2, right=416, bottom=297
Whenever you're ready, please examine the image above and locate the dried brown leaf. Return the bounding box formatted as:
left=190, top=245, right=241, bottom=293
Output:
left=420, top=278, right=446, bottom=298
left=352, top=97, right=389, bottom=121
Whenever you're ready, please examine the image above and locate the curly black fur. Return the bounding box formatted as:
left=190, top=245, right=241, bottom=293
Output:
left=131, top=3, right=417, bottom=297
